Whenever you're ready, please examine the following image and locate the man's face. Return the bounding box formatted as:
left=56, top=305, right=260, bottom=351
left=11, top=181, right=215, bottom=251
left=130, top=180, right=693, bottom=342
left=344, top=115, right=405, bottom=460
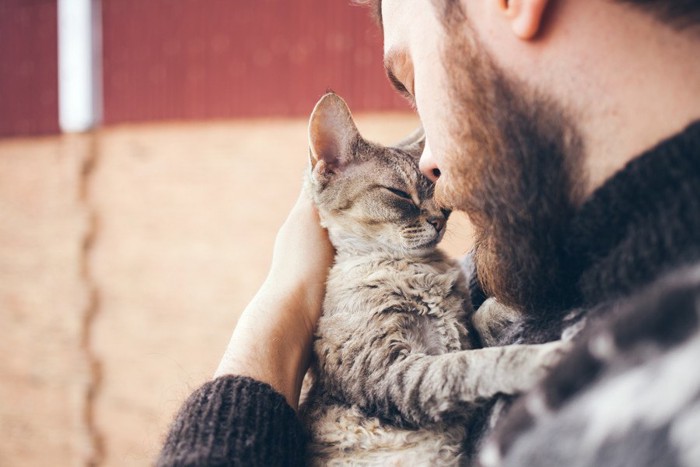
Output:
left=382, top=0, right=584, bottom=314
left=381, top=0, right=452, bottom=185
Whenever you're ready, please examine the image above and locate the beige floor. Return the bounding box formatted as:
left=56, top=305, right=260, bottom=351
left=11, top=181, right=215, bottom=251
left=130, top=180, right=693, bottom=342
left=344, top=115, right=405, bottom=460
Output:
left=0, top=116, right=474, bottom=466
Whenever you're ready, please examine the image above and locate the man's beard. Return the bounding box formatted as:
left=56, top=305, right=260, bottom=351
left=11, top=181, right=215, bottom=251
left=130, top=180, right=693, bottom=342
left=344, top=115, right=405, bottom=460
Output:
left=436, top=13, right=585, bottom=318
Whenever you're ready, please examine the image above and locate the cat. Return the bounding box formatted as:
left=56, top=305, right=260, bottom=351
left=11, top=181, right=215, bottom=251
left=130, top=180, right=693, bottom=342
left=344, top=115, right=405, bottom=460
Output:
left=299, top=92, right=566, bottom=466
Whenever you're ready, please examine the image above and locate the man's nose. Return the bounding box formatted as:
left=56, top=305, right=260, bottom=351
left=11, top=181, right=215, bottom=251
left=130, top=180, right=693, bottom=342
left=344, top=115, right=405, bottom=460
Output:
left=419, top=139, right=441, bottom=182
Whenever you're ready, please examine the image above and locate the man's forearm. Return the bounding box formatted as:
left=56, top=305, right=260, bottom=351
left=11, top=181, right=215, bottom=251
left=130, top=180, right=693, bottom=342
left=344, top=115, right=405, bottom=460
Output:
left=215, top=280, right=314, bottom=410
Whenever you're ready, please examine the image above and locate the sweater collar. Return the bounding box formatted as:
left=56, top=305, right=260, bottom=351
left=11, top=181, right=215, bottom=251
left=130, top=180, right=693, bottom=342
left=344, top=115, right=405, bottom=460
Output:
left=566, top=120, right=700, bottom=307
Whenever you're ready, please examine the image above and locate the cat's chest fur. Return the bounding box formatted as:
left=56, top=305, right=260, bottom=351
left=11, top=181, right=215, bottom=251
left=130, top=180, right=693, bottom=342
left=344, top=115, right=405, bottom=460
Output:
left=315, top=250, right=471, bottom=387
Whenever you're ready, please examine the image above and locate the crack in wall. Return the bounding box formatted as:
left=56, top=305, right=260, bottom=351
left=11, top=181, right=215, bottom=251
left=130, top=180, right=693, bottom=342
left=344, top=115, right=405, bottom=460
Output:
left=77, top=132, right=105, bottom=467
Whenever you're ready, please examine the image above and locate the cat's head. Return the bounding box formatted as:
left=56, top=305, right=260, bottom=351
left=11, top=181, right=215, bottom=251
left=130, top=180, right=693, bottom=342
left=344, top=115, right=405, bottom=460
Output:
left=306, top=92, right=449, bottom=255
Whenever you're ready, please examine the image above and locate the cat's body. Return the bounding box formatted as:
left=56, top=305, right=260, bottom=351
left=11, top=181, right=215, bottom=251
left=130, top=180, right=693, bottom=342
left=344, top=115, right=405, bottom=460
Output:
left=301, top=248, right=472, bottom=465
left=299, top=93, right=564, bottom=465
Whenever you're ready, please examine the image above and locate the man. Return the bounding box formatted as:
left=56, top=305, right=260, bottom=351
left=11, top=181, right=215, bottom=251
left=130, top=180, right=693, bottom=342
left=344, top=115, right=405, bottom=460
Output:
left=157, top=0, right=700, bottom=465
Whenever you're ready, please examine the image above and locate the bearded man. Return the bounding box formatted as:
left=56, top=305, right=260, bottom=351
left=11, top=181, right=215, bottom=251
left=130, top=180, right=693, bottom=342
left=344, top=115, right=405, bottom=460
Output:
left=158, top=0, right=700, bottom=465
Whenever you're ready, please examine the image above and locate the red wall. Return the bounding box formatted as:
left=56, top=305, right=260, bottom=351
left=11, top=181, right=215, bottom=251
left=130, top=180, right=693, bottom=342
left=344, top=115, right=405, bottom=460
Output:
left=0, top=0, right=59, bottom=138
left=0, top=1, right=408, bottom=137
left=102, top=0, right=409, bottom=124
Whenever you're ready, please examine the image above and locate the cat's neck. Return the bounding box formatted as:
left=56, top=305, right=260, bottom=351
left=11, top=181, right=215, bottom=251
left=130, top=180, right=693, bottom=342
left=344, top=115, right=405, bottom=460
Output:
left=332, top=240, right=441, bottom=264
left=328, top=227, right=442, bottom=261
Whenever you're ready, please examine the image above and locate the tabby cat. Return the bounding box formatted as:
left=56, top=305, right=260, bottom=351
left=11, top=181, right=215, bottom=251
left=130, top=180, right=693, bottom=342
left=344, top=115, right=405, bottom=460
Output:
left=299, top=92, right=565, bottom=465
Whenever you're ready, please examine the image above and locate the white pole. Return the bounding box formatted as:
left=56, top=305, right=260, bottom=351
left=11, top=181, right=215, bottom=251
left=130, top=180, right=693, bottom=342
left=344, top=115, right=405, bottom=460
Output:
left=58, top=0, right=102, bottom=133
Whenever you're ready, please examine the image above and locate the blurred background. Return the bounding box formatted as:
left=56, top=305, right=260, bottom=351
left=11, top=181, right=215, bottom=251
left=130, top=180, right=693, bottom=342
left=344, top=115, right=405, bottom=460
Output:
left=0, top=1, right=473, bottom=465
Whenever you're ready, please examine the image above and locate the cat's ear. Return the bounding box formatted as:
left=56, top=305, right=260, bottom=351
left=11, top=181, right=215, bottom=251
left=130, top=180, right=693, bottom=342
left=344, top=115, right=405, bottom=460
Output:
left=393, top=126, right=425, bottom=159
left=308, top=92, right=361, bottom=176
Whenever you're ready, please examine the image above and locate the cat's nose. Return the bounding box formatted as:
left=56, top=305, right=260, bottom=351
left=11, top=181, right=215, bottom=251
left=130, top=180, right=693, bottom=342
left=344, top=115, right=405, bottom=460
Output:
left=419, top=139, right=441, bottom=182
left=428, top=217, right=445, bottom=233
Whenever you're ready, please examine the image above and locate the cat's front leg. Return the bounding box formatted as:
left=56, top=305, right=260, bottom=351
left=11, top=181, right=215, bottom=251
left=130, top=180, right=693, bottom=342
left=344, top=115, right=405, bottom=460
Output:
left=352, top=340, right=569, bottom=428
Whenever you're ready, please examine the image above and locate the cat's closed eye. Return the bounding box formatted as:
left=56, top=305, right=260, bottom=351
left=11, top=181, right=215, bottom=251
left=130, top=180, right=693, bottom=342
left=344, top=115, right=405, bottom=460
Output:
left=384, top=187, right=413, bottom=201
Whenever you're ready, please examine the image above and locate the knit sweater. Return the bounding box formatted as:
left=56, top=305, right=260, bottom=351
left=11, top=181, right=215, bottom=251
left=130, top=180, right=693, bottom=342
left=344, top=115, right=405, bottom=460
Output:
left=157, top=121, right=700, bottom=466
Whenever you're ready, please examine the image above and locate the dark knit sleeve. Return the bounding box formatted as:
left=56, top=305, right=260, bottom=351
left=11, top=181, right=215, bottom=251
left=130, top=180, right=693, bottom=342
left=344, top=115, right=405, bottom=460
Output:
left=156, top=375, right=305, bottom=467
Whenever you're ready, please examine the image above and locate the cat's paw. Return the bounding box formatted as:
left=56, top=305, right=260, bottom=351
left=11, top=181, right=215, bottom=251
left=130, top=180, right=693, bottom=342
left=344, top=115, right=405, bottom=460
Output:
left=494, top=340, right=573, bottom=395
left=533, top=340, right=572, bottom=373
left=508, top=340, right=572, bottom=393
left=472, top=298, right=524, bottom=347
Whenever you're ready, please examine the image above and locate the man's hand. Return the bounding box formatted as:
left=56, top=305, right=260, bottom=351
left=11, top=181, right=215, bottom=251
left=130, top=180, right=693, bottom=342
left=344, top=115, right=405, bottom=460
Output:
left=214, top=190, right=334, bottom=409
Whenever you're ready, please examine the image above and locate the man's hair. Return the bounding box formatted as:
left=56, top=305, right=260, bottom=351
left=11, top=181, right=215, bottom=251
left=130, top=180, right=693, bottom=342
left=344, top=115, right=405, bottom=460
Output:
left=619, top=0, right=700, bottom=29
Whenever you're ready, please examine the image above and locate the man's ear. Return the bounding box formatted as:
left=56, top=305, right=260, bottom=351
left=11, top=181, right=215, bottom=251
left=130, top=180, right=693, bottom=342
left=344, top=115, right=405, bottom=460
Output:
left=308, top=92, right=361, bottom=176
left=500, top=0, right=551, bottom=40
